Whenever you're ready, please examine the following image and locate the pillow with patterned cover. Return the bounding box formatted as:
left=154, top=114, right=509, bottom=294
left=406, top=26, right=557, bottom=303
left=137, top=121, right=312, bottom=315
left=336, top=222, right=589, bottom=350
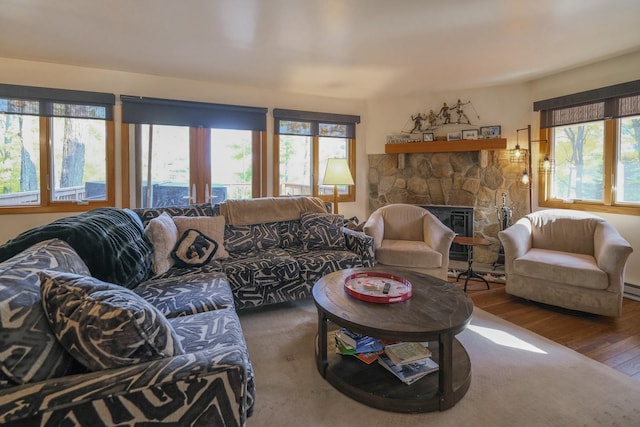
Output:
left=0, top=239, right=89, bottom=388
left=300, top=211, right=346, bottom=250
left=173, top=215, right=229, bottom=259
left=39, top=270, right=184, bottom=372
left=144, top=212, right=179, bottom=275
left=172, top=229, right=219, bottom=267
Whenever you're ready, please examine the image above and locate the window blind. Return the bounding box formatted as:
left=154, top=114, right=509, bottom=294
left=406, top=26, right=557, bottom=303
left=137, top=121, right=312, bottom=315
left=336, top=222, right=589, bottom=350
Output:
left=273, top=108, right=360, bottom=138
left=534, top=80, right=640, bottom=128
left=120, top=95, right=267, bottom=131
left=0, top=83, right=115, bottom=120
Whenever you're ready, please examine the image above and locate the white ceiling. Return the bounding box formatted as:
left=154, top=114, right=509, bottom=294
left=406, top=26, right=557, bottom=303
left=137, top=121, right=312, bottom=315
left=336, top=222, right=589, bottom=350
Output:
left=1, top=0, right=640, bottom=100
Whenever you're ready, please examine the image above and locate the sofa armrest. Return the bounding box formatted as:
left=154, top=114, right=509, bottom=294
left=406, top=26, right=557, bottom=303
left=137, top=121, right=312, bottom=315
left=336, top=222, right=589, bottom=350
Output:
left=343, top=227, right=376, bottom=267
left=422, top=215, right=456, bottom=261
left=0, top=345, right=251, bottom=426
left=498, top=218, right=533, bottom=274
left=594, top=221, right=633, bottom=286
left=363, top=210, right=384, bottom=249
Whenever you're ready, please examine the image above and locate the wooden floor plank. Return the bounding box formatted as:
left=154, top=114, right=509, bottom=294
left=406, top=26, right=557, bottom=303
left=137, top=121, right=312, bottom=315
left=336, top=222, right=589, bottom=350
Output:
left=455, top=278, right=640, bottom=380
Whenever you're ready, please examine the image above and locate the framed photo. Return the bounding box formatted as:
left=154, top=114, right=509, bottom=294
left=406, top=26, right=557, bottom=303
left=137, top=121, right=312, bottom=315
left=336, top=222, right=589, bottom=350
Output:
left=462, top=129, right=479, bottom=140
left=422, top=132, right=435, bottom=142
left=447, top=131, right=462, bottom=141
left=480, top=125, right=501, bottom=139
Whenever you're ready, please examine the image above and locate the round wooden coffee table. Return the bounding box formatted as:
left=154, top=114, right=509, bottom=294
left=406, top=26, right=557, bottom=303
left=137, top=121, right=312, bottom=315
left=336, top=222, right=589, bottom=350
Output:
left=313, top=266, right=474, bottom=413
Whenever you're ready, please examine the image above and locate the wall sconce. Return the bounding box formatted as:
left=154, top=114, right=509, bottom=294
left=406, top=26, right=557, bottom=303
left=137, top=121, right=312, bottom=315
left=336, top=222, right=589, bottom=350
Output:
left=509, top=142, right=528, bottom=163
left=322, top=158, right=354, bottom=214
left=538, top=146, right=555, bottom=173
left=514, top=127, right=532, bottom=186
left=515, top=126, right=533, bottom=212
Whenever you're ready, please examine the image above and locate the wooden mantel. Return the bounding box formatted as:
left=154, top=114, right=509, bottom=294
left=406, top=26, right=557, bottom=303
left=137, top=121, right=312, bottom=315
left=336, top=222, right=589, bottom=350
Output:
left=385, top=138, right=506, bottom=154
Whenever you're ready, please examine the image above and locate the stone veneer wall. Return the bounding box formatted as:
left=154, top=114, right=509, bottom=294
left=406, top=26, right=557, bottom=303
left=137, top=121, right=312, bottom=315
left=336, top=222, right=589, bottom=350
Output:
left=368, top=150, right=530, bottom=264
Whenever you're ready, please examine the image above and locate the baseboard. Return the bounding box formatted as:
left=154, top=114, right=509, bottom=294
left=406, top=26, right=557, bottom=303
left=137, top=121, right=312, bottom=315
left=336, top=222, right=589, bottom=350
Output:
left=624, top=282, right=640, bottom=301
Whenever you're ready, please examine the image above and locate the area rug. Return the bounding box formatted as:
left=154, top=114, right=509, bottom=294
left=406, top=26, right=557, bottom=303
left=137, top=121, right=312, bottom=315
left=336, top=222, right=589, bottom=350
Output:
left=239, top=299, right=640, bottom=427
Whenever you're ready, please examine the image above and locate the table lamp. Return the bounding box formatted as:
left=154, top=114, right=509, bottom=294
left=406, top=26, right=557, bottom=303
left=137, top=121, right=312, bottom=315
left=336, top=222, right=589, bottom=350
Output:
left=322, top=158, right=354, bottom=214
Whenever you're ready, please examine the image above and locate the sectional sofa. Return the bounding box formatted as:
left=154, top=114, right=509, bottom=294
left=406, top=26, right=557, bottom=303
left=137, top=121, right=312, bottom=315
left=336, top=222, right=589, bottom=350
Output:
left=0, top=197, right=375, bottom=426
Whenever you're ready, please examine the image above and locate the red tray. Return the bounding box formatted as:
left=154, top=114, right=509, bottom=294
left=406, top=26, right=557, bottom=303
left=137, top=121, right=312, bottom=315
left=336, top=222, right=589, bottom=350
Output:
left=344, top=271, right=412, bottom=304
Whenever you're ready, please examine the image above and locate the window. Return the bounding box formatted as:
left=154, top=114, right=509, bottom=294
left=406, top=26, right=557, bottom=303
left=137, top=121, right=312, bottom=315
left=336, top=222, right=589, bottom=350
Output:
left=549, top=121, right=605, bottom=202
left=121, top=96, right=266, bottom=208
left=617, top=115, right=640, bottom=204
left=0, top=84, right=115, bottom=213
left=534, top=80, right=640, bottom=215
left=273, top=109, right=359, bottom=202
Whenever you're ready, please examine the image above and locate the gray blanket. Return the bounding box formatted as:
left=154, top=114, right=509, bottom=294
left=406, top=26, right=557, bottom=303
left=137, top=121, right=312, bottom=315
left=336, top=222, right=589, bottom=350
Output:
left=0, top=208, right=152, bottom=288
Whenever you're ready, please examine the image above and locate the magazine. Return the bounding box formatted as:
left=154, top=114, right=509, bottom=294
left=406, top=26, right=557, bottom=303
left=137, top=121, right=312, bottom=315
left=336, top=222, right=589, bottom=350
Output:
left=378, top=353, right=439, bottom=385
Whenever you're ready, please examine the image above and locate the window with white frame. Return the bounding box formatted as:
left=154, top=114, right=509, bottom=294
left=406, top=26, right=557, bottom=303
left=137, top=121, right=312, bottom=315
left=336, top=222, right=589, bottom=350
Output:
left=0, top=84, right=115, bottom=213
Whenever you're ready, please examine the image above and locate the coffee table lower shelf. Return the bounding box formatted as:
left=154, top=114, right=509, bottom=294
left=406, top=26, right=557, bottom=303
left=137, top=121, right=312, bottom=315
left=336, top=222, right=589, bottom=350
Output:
left=318, top=338, right=471, bottom=413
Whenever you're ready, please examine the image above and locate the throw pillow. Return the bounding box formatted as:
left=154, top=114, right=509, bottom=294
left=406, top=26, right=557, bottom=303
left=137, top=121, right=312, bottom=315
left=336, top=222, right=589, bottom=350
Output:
left=300, top=211, right=346, bottom=250
left=144, top=212, right=179, bottom=275
left=39, top=270, right=184, bottom=372
left=0, top=239, right=89, bottom=387
left=172, top=229, right=219, bottom=267
left=173, top=216, right=229, bottom=259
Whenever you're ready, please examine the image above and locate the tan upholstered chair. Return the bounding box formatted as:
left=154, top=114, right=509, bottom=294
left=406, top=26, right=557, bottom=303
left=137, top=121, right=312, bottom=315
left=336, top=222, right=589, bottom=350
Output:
left=363, top=204, right=455, bottom=280
left=498, top=209, right=633, bottom=317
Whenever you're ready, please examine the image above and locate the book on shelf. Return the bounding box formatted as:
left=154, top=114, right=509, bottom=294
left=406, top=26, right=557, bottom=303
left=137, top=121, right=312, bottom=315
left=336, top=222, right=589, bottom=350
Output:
left=377, top=353, right=439, bottom=385
left=384, top=342, right=432, bottom=366
left=331, top=328, right=384, bottom=363
left=336, top=328, right=383, bottom=354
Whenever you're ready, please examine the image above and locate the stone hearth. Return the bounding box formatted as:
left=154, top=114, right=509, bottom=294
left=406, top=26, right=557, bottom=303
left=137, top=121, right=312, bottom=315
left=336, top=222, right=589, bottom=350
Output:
left=368, top=150, right=530, bottom=264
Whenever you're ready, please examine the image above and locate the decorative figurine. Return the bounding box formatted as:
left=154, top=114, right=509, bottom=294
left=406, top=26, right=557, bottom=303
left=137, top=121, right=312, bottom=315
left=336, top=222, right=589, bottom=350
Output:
left=438, top=102, right=451, bottom=124
left=410, top=113, right=426, bottom=133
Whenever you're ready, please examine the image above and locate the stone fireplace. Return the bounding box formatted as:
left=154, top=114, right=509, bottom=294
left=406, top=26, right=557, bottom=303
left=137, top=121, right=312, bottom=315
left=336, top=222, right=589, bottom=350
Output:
left=367, top=150, right=530, bottom=264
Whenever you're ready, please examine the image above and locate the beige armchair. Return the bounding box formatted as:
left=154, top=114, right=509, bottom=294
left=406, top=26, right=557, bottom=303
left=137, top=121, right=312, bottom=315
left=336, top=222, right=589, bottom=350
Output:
left=363, top=204, right=455, bottom=280
left=498, top=209, right=633, bottom=317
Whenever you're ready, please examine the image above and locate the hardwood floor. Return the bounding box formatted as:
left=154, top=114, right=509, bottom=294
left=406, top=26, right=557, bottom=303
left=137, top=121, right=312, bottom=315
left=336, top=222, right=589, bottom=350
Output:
left=452, top=279, right=640, bottom=380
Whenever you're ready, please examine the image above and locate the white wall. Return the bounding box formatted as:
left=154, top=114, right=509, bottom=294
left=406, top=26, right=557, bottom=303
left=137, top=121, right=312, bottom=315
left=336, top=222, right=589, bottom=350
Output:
left=365, top=83, right=532, bottom=155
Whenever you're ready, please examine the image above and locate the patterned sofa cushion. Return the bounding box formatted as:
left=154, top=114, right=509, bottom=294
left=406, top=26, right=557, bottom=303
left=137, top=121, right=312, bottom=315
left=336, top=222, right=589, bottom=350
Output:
left=222, top=249, right=300, bottom=288
left=300, top=212, right=346, bottom=250
left=279, top=219, right=303, bottom=248
left=0, top=239, right=89, bottom=388
left=133, top=203, right=215, bottom=228
left=225, top=222, right=281, bottom=254
left=134, top=270, right=235, bottom=317
left=287, top=247, right=363, bottom=284
left=169, top=307, right=256, bottom=418
left=40, top=271, right=184, bottom=371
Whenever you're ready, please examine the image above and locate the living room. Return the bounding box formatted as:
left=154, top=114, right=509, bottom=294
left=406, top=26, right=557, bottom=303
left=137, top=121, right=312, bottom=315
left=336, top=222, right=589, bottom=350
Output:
left=1, top=1, right=640, bottom=425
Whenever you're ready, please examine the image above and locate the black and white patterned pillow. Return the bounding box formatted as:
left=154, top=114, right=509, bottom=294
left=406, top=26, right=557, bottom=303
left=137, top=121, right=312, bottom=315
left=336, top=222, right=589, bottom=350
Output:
left=172, top=229, right=219, bottom=267
left=300, top=212, right=346, bottom=250
left=224, top=222, right=280, bottom=254
left=39, top=271, right=184, bottom=372
left=0, top=239, right=89, bottom=388
left=279, top=220, right=303, bottom=248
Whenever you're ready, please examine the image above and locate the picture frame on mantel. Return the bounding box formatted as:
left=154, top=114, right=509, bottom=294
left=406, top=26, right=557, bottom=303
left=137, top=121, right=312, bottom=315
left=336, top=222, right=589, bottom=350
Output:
left=480, top=125, right=501, bottom=139
left=447, top=131, right=462, bottom=141
left=462, top=129, right=479, bottom=140
left=422, top=132, right=435, bottom=142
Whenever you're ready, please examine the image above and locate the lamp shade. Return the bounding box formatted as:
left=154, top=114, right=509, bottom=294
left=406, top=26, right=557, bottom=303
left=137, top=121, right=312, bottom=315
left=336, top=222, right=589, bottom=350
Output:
left=323, top=158, right=354, bottom=185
